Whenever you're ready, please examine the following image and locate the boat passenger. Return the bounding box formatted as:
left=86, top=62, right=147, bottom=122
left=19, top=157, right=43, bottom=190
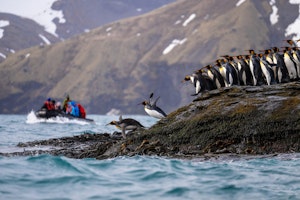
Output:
left=41, top=98, right=55, bottom=111
left=55, top=101, right=62, bottom=111
left=62, top=95, right=70, bottom=112
left=66, top=101, right=80, bottom=117
left=77, top=103, right=86, bottom=119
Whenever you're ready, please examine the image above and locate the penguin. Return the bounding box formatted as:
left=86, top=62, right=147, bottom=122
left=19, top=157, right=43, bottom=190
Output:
left=235, top=55, right=253, bottom=86
left=182, top=70, right=215, bottom=96
left=140, top=93, right=167, bottom=119
left=107, top=115, right=144, bottom=139
left=227, top=56, right=240, bottom=73
left=204, top=64, right=226, bottom=89
left=182, top=73, right=201, bottom=95
left=283, top=48, right=298, bottom=80
left=284, top=39, right=297, bottom=47
left=217, top=58, right=239, bottom=86
left=291, top=47, right=300, bottom=78
left=262, top=49, right=278, bottom=83
left=257, top=53, right=276, bottom=85
left=215, top=59, right=229, bottom=87
left=248, top=49, right=265, bottom=86
left=272, top=47, right=290, bottom=83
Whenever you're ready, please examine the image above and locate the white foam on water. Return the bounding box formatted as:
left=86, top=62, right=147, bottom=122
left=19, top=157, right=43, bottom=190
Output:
left=26, top=110, right=90, bottom=125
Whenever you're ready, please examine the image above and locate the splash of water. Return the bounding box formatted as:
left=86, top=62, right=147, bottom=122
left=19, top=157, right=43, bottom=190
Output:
left=25, top=110, right=90, bottom=125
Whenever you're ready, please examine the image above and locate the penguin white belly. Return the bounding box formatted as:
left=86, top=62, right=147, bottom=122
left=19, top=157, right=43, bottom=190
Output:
left=124, top=125, right=138, bottom=131
left=284, top=54, right=297, bottom=79
left=219, top=67, right=229, bottom=87
left=145, top=107, right=165, bottom=119
left=260, top=62, right=271, bottom=85
left=292, top=53, right=300, bottom=78
left=195, top=80, right=201, bottom=94
left=249, top=60, right=257, bottom=86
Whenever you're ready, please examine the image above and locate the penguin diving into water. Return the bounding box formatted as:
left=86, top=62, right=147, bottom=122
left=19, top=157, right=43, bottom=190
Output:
left=139, top=93, right=167, bottom=119
left=107, top=115, right=144, bottom=139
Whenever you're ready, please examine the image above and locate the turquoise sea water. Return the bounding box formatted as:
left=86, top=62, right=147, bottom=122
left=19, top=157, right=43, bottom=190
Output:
left=0, top=114, right=300, bottom=200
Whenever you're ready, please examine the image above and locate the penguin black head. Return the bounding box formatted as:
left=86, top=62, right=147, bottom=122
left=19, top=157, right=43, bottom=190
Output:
left=205, top=64, right=213, bottom=69
left=182, top=75, right=191, bottom=82
left=272, top=47, right=279, bottom=52
left=107, top=120, right=118, bottom=126
left=138, top=101, right=148, bottom=106
left=284, top=39, right=295, bottom=46
left=236, top=55, right=243, bottom=60
left=247, top=49, right=256, bottom=55
left=258, top=53, right=264, bottom=58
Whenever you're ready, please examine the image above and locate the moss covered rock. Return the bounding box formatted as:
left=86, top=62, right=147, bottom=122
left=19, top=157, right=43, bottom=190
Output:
left=2, top=82, right=300, bottom=159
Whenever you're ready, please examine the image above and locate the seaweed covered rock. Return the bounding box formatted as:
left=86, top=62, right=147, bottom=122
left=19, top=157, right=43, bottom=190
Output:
left=2, top=82, right=300, bottom=159
left=134, top=82, right=300, bottom=157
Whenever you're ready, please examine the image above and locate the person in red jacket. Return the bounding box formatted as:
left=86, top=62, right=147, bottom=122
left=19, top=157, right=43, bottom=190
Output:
left=77, top=103, right=86, bottom=118
left=42, top=98, right=55, bottom=111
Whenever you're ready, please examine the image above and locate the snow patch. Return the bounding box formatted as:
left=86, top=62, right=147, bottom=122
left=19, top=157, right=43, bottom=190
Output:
left=285, top=0, right=300, bottom=40
left=0, top=20, right=10, bottom=39
left=0, top=53, right=6, bottom=59
left=0, top=20, right=10, bottom=27
left=163, top=38, right=187, bottom=55
left=174, top=20, right=181, bottom=25
left=0, top=29, right=3, bottom=39
left=0, top=0, right=66, bottom=37
left=106, top=27, right=112, bottom=32
left=39, top=34, right=51, bottom=45
left=183, top=14, right=196, bottom=27
left=25, top=53, right=30, bottom=58
left=269, top=0, right=279, bottom=25
left=236, top=0, right=246, bottom=7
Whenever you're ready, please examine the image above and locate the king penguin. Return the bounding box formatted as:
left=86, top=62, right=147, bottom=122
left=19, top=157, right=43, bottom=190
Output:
left=183, top=70, right=215, bottom=96
left=283, top=48, right=298, bottom=80
left=257, top=53, right=276, bottom=85
left=248, top=49, right=265, bottom=86
left=107, top=115, right=144, bottom=139
left=272, top=47, right=290, bottom=83
left=235, top=55, right=253, bottom=85
left=204, top=64, right=226, bottom=88
left=140, top=93, right=167, bottom=119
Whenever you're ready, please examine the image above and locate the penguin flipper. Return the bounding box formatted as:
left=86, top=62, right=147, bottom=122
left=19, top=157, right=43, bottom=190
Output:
left=153, top=96, right=160, bottom=106
left=149, top=92, right=154, bottom=104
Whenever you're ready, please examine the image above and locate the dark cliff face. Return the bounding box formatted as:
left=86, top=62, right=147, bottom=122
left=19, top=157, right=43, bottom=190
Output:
left=3, top=82, right=300, bottom=160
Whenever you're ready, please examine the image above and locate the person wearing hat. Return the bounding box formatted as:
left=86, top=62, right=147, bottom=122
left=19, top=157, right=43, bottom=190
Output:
left=41, top=98, right=55, bottom=110
left=62, top=95, right=70, bottom=112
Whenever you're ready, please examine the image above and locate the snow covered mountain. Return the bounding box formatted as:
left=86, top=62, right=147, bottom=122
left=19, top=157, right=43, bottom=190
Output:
left=0, top=0, right=174, bottom=61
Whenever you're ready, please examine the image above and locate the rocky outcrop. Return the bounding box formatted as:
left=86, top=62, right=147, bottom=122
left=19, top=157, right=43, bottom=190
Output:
left=2, top=82, right=300, bottom=159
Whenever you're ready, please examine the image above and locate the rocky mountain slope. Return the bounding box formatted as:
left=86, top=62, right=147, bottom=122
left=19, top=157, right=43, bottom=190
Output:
left=0, top=0, right=174, bottom=61
left=0, top=0, right=299, bottom=114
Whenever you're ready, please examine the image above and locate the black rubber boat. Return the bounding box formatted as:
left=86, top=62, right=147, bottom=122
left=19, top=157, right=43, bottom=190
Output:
left=35, top=109, right=94, bottom=123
